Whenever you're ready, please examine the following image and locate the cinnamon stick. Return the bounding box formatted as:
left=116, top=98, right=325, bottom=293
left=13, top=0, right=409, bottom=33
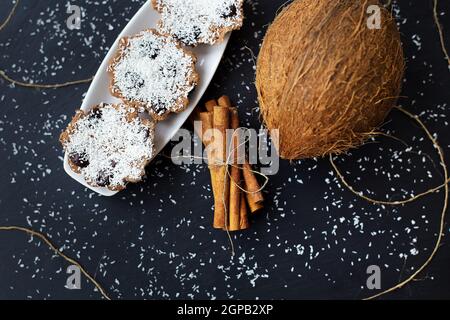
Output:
left=191, top=103, right=229, bottom=230
left=228, top=108, right=242, bottom=231
left=217, top=95, right=232, bottom=110
left=211, top=106, right=230, bottom=229
left=199, top=112, right=214, bottom=147
left=205, top=99, right=217, bottom=113
left=239, top=193, right=249, bottom=230
left=191, top=100, right=215, bottom=141
left=242, top=162, right=264, bottom=213
left=193, top=96, right=264, bottom=230
left=198, top=112, right=221, bottom=227
left=217, top=95, right=264, bottom=214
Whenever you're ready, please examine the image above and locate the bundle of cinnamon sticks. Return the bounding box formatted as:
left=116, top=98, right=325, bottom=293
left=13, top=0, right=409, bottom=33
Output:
left=191, top=96, right=264, bottom=231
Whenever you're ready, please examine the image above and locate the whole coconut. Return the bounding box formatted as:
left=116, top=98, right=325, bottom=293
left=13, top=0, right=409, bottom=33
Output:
left=256, top=0, right=404, bottom=160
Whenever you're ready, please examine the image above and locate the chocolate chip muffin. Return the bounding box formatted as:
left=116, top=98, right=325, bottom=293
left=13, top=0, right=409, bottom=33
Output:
left=152, top=0, right=244, bottom=46
left=108, top=29, right=199, bottom=121
left=60, top=103, right=155, bottom=191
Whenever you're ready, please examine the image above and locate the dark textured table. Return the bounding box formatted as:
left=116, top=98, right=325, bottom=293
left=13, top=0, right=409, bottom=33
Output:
left=0, top=0, right=449, bottom=300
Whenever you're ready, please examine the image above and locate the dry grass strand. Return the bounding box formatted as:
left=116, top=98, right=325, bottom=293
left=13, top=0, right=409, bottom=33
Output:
left=330, top=106, right=449, bottom=300
left=0, top=225, right=111, bottom=300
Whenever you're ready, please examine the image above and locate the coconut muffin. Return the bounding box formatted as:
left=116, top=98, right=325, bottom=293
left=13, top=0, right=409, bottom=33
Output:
left=108, top=29, right=199, bottom=121
left=60, top=103, right=155, bottom=191
left=152, top=0, right=244, bottom=46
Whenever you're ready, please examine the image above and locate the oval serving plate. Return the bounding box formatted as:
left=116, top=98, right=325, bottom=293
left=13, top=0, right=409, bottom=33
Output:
left=63, top=2, right=230, bottom=196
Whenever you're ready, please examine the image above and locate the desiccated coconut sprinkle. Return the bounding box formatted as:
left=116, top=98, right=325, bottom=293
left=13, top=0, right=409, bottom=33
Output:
left=63, top=104, right=154, bottom=190
left=153, top=0, right=243, bottom=46
left=108, top=29, right=198, bottom=120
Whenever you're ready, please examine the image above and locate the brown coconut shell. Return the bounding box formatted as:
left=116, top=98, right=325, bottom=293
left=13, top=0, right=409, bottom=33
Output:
left=255, top=0, right=405, bottom=160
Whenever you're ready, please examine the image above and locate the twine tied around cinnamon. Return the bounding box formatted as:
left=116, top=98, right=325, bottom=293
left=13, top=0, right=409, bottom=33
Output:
left=173, top=125, right=270, bottom=256
left=182, top=97, right=270, bottom=254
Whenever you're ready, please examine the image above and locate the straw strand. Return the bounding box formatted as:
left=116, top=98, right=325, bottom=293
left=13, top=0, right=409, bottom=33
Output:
left=0, top=225, right=111, bottom=300
left=0, top=0, right=94, bottom=89
left=330, top=106, right=449, bottom=300
left=433, top=0, right=450, bottom=68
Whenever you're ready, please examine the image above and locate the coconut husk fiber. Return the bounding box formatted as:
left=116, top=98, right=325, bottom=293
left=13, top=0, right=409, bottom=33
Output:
left=255, top=0, right=405, bottom=160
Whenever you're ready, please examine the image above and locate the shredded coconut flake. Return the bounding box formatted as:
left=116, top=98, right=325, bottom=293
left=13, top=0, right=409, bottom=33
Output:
left=109, top=30, right=197, bottom=119
left=64, top=104, right=154, bottom=190
left=153, top=0, right=243, bottom=45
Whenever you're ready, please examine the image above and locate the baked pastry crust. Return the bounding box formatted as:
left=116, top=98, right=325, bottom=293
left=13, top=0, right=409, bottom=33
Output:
left=107, top=29, right=199, bottom=121
left=60, top=103, right=155, bottom=191
left=152, top=0, right=244, bottom=46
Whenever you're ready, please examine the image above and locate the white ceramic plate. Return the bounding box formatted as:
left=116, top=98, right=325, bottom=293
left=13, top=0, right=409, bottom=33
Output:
left=63, top=2, right=230, bottom=196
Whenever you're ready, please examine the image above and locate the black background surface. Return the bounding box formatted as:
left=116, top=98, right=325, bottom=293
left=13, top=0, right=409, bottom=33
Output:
left=0, top=0, right=449, bottom=300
